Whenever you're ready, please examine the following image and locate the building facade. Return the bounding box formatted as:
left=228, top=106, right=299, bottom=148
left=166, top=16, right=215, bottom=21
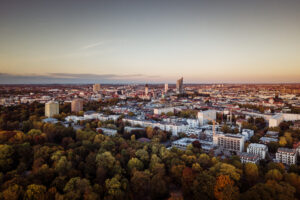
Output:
left=240, top=152, right=260, bottom=164
left=172, top=138, right=198, bottom=150
left=275, top=148, right=297, bottom=165
left=93, top=84, right=101, bottom=93
left=213, top=133, right=244, bottom=152
left=164, top=83, right=168, bottom=93
left=247, top=143, right=268, bottom=159
left=176, top=77, right=184, bottom=94
left=45, top=101, right=59, bottom=118
left=71, top=99, right=83, bottom=113
left=198, top=110, right=217, bottom=126
left=154, top=107, right=174, bottom=115
left=145, top=84, right=149, bottom=96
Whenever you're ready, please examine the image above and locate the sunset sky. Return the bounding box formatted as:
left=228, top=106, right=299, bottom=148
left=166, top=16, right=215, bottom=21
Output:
left=0, top=0, right=300, bottom=84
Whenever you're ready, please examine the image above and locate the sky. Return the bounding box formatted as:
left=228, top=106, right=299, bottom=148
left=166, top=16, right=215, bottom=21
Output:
left=0, top=0, right=300, bottom=84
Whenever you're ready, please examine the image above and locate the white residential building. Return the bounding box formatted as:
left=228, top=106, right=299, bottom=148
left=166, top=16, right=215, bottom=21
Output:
left=241, top=129, right=254, bottom=141
left=269, top=114, right=284, bottom=128
left=172, top=138, right=198, bottom=150
left=124, top=126, right=145, bottom=133
left=269, top=113, right=300, bottom=128
left=259, top=137, right=278, bottom=144
left=213, top=133, right=245, bottom=152
left=247, top=143, right=268, bottom=159
left=275, top=148, right=297, bottom=165
left=122, top=118, right=188, bottom=136
left=154, top=107, right=174, bottom=115
left=97, top=128, right=118, bottom=136
left=186, top=119, right=200, bottom=128
left=240, top=152, right=260, bottom=164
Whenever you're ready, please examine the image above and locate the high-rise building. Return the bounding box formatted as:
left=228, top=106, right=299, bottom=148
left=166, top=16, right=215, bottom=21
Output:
left=71, top=98, right=83, bottom=113
left=93, top=84, right=101, bottom=93
left=197, top=110, right=217, bottom=126
left=176, top=77, right=184, bottom=94
left=45, top=101, right=59, bottom=118
left=145, top=84, right=149, bottom=96
left=164, top=83, right=168, bottom=93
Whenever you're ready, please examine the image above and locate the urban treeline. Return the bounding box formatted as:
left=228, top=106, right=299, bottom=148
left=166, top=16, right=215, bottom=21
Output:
left=0, top=101, right=300, bottom=200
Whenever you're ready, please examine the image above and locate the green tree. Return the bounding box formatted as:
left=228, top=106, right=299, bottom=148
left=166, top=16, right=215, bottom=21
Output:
left=96, top=151, right=116, bottom=171
left=55, top=156, right=72, bottom=175
left=242, top=180, right=295, bottom=200
left=64, top=177, right=92, bottom=197
left=105, top=175, right=125, bottom=200
left=0, top=144, right=14, bottom=172
left=192, top=172, right=216, bottom=200
left=135, top=149, right=149, bottom=164
left=128, top=157, right=144, bottom=172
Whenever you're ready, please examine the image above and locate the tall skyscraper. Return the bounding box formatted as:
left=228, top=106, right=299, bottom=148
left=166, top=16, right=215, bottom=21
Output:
left=145, top=84, right=149, bottom=96
left=93, top=84, right=101, bottom=93
left=71, top=98, right=83, bottom=113
left=164, top=83, right=168, bottom=93
left=176, top=77, right=184, bottom=94
left=45, top=101, right=59, bottom=118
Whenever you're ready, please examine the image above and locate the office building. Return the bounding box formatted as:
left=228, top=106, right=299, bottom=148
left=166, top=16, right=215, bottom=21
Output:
left=71, top=98, right=83, bottom=113
left=45, top=101, right=59, bottom=118
left=93, top=84, right=101, bottom=93
left=247, top=143, right=268, bottom=159
left=176, top=77, right=184, bottom=94
left=275, top=148, right=297, bottom=165
left=164, top=83, right=168, bottom=93
left=145, top=84, right=149, bottom=96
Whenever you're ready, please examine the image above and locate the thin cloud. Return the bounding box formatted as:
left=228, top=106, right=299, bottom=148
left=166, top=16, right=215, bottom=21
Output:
left=81, top=39, right=128, bottom=50
left=82, top=41, right=107, bottom=50
left=0, top=73, right=161, bottom=84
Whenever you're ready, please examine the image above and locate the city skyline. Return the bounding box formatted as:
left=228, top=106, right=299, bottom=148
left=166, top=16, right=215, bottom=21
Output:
left=1, top=0, right=300, bottom=83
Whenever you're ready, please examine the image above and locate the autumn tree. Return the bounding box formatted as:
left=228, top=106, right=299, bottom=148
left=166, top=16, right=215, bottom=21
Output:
left=105, top=175, right=125, bottom=200
left=130, top=170, right=151, bottom=199
left=24, top=184, right=46, bottom=200
left=244, top=163, right=259, bottom=185
left=128, top=157, right=144, bottom=173
left=192, top=172, right=216, bottom=200
left=2, top=184, right=23, bottom=200
left=0, top=144, right=14, bottom=172
left=265, top=169, right=283, bottom=182
left=214, top=175, right=239, bottom=200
